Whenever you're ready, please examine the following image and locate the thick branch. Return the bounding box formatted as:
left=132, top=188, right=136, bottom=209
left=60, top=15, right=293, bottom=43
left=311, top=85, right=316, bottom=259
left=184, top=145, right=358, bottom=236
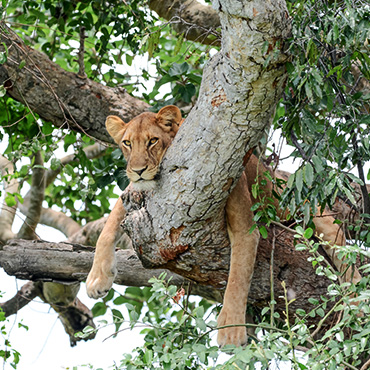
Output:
left=0, top=239, right=221, bottom=302
left=0, top=23, right=149, bottom=143
left=0, top=230, right=352, bottom=332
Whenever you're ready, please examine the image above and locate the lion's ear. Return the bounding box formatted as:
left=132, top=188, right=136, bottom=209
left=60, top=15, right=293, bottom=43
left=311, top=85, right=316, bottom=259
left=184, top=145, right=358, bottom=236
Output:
left=156, top=105, right=182, bottom=132
left=106, top=115, right=126, bottom=144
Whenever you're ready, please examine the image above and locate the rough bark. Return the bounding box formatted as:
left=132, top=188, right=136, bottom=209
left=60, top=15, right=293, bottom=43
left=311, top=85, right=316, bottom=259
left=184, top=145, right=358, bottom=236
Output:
left=0, top=23, right=149, bottom=144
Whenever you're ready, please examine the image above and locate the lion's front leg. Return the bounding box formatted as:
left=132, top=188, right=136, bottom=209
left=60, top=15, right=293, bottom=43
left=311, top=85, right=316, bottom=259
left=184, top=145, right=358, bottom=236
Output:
left=86, top=198, right=126, bottom=299
left=217, top=173, right=259, bottom=347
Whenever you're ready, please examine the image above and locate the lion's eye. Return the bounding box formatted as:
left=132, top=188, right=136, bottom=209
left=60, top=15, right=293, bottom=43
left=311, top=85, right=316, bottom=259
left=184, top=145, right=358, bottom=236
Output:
left=148, top=138, right=158, bottom=146
left=122, top=140, right=131, bottom=147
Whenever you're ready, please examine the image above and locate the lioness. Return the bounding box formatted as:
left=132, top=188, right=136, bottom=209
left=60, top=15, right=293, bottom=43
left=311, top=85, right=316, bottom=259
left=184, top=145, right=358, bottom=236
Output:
left=86, top=105, right=361, bottom=347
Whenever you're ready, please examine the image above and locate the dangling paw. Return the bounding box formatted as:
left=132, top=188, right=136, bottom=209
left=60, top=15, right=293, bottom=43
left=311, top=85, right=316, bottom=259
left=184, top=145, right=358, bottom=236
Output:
left=217, top=307, right=248, bottom=348
left=86, top=258, right=117, bottom=299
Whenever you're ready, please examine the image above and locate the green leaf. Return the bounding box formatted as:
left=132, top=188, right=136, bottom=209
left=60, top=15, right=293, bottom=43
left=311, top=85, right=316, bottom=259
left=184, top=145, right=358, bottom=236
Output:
left=287, top=173, right=295, bottom=188
left=111, top=308, right=124, bottom=335
left=125, top=53, right=133, bottom=66
left=303, top=202, right=310, bottom=224
left=103, top=288, right=114, bottom=302
left=63, top=132, right=77, bottom=151
left=303, top=227, right=313, bottom=239
left=178, top=83, right=196, bottom=103
left=0, top=85, right=6, bottom=98
left=4, top=194, right=16, bottom=207
left=96, top=174, right=114, bottom=188
left=174, top=33, right=184, bottom=55
left=304, top=163, right=314, bottom=187
left=168, top=62, right=189, bottom=77
left=143, top=349, right=153, bottom=365
left=343, top=186, right=356, bottom=205
left=19, top=60, right=26, bottom=69
left=259, top=225, right=268, bottom=239
left=92, top=302, right=107, bottom=317
left=296, top=169, right=303, bottom=193
left=312, top=155, right=324, bottom=173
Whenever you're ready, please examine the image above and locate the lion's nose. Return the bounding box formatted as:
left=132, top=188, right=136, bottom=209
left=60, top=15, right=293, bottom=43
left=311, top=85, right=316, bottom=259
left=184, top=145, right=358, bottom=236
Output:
left=133, top=166, right=147, bottom=176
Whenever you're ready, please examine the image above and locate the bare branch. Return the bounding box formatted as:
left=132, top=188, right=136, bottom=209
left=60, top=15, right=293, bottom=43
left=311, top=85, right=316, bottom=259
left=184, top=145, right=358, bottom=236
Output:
left=17, top=151, right=45, bottom=239
left=0, top=281, right=40, bottom=316
left=17, top=143, right=106, bottom=237
left=0, top=155, right=18, bottom=243
left=149, top=0, right=221, bottom=45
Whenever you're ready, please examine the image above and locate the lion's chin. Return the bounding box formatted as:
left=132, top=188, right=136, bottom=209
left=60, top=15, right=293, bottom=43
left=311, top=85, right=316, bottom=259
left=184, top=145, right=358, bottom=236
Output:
left=130, top=180, right=156, bottom=192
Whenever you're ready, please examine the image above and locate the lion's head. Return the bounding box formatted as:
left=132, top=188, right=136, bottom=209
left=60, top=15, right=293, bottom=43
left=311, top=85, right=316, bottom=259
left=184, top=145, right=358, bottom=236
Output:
left=106, top=105, right=182, bottom=190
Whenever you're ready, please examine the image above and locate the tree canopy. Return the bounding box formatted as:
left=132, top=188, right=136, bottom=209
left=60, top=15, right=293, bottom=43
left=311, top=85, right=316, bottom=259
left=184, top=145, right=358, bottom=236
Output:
left=0, top=0, right=370, bottom=369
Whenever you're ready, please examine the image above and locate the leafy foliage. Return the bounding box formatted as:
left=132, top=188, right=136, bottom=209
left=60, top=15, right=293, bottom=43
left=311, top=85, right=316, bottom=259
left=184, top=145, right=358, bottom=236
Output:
left=78, top=257, right=370, bottom=370
left=0, top=0, right=370, bottom=369
left=0, top=293, right=26, bottom=369
left=279, top=0, right=370, bottom=220
left=0, top=0, right=210, bottom=225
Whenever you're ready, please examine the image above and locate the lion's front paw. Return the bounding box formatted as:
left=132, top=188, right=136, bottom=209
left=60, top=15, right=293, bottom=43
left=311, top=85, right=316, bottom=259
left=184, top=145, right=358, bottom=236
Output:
left=217, top=307, right=247, bottom=348
left=86, top=260, right=117, bottom=299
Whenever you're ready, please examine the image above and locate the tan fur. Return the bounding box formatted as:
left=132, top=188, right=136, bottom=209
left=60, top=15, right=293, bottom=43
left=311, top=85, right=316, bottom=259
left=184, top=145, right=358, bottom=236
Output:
left=86, top=106, right=361, bottom=347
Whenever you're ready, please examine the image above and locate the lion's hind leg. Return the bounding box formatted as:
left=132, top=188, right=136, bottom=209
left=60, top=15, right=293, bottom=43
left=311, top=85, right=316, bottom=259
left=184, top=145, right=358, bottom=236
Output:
left=217, top=172, right=260, bottom=347
left=313, top=210, right=361, bottom=285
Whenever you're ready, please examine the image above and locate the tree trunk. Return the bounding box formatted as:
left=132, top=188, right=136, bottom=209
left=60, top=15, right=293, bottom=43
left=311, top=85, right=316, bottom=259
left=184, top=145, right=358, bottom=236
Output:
left=122, top=0, right=290, bottom=281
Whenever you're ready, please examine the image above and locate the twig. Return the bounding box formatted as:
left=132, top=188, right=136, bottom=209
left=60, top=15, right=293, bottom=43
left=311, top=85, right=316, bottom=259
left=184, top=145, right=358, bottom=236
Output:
left=0, top=155, right=18, bottom=242
left=360, top=357, right=370, bottom=370
left=77, top=26, right=87, bottom=79
left=270, top=225, right=276, bottom=327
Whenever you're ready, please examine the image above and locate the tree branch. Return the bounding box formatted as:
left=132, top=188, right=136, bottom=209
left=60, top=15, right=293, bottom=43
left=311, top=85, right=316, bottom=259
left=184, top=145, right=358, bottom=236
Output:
left=17, top=143, right=107, bottom=238
left=0, top=22, right=149, bottom=143
left=0, top=281, right=40, bottom=316
left=0, top=239, right=222, bottom=302
left=149, top=0, right=221, bottom=46
left=17, top=151, right=45, bottom=239
left=0, top=155, right=18, bottom=243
